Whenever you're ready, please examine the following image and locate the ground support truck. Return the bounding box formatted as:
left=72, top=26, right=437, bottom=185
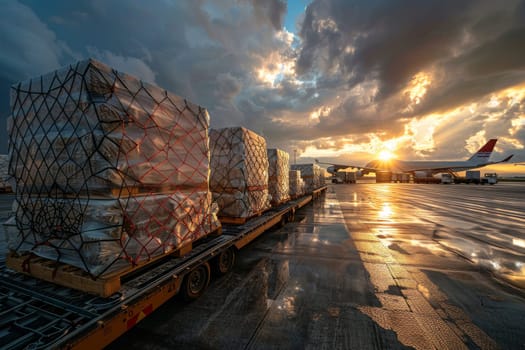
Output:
left=0, top=187, right=327, bottom=350
left=331, top=171, right=356, bottom=184
left=451, top=171, right=498, bottom=185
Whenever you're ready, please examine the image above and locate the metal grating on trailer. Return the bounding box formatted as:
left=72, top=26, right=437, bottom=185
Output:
left=0, top=266, right=118, bottom=349
left=0, top=234, right=238, bottom=349
left=0, top=191, right=322, bottom=349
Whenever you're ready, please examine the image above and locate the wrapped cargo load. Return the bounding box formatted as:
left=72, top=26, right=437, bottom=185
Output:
left=9, top=60, right=209, bottom=194
left=0, top=155, right=10, bottom=191
left=291, top=163, right=323, bottom=194
left=210, top=127, right=270, bottom=219
left=267, top=149, right=290, bottom=206
left=7, top=58, right=220, bottom=277
left=289, top=170, right=305, bottom=198
left=5, top=193, right=217, bottom=275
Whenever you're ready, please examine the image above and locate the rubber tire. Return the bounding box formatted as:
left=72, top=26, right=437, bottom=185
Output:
left=181, top=262, right=211, bottom=301
left=288, top=209, right=295, bottom=222
left=278, top=214, right=287, bottom=228
left=212, top=247, right=236, bottom=276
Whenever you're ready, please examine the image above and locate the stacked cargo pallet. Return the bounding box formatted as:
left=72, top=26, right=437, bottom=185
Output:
left=291, top=163, right=324, bottom=194
left=6, top=59, right=220, bottom=281
left=210, top=127, right=270, bottom=223
left=289, top=170, right=305, bottom=198
left=267, top=149, right=290, bottom=206
left=0, top=155, right=11, bottom=192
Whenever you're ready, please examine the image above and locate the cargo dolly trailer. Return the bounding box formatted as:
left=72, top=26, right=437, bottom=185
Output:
left=0, top=187, right=326, bottom=350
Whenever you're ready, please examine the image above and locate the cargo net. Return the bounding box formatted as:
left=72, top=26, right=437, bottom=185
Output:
left=210, top=127, right=270, bottom=218
left=267, top=149, right=290, bottom=206
left=289, top=170, right=305, bottom=198
left=6, top=58, right=220, bottom=277
left=291, top=164, right=323, bottom=194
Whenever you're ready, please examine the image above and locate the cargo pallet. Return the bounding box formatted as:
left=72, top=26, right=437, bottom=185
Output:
left=5, top=226, right=220, bottom=298
left=0, top=187, right=327, bottom=350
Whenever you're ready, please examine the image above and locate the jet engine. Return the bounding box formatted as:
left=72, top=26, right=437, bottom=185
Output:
left=414, top=170, right=433, bottom=178
left=327, top=166, right=337, bottom=175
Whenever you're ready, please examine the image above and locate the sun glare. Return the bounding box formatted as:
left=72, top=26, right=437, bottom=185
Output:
left=378, top=150, right=395, bottom=161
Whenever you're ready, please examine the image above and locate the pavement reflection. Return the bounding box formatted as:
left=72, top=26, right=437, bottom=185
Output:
left=105, top=183, right=525, bottom=349
left=337, top=183, right=525, bottom=349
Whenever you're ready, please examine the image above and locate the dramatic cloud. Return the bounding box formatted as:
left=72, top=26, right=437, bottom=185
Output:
left=292, top=0, right=525, bottom=166
left=0, top=0, right=524, bottom=173
left=0, top=1, right=69, bottom=81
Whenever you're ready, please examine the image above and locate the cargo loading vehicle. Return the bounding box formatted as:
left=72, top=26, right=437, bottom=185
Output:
left=0, top=188, right=326, bottom=349
left=0, top=58, right=329, bottom=349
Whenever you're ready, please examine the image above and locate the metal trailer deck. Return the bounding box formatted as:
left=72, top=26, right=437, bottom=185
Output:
left=0, top=187, right=326, bottom=350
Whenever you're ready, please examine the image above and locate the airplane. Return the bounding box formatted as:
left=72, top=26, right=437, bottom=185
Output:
left=316, top=139, right=514, bottom=178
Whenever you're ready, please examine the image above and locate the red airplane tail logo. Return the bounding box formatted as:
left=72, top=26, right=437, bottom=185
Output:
left=469, top=139, right=497, bottom=161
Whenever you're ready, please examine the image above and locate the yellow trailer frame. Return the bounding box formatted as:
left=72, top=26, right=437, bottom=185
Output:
left=0, top=187, right=327, bottom=350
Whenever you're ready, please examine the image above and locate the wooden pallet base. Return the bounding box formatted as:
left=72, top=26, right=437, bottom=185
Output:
left=219, top=212, right=264, bottom=225
left=6, top=249, right=189, bottom=298
left=5, top=228, right=220, bottom=297
left=218, top=216, right=248, bottom=225
left=219, top=208, right=270, bottom=225
left=270, top=199, right=291, bottom=207
left=6, top=252, right=124, bottom=297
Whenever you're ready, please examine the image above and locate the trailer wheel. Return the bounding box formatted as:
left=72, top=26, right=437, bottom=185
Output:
left=213, top=247, right=236, bottom=275
left=278, top=214, right=287, bottom=228
left=288, top=209, right=296, bottom=222
left=181, top=262, right=210, bottom=301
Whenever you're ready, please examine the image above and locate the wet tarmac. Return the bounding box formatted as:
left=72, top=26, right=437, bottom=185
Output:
left=107, top=182, right=525, bottom=349
left=1, top=183, right=525, bottom=349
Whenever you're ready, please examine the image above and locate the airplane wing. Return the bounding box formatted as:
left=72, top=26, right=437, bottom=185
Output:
left=468, top=154, right=514, bottom=169
left=499, top=154, right=514, bottom=163
left=315, top=160, right=378, bottom=173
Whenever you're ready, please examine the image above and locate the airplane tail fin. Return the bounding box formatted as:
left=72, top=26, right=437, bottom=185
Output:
left=468, top=139, right=497, bottom=163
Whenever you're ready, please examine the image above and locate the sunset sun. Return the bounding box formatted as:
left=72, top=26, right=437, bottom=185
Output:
left=378, top=150, right=395, bottom=161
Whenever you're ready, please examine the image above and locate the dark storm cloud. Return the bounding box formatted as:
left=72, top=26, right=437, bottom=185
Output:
left=297, top=0, right=472, bottom=94
left=295, top=0, right=525, bottom=145
left=0, top=1, right=70, bottom=81
left=417, top=25, right=525, bottom=115
left=250, top=0, right=287, bottom=30
left=0, top=0, right=524, bottom=162
left=464, top=27, right=525, bottom=76
left=0, top=78, right=11, bottom=152
left=0, top=0, right=289, bottom=151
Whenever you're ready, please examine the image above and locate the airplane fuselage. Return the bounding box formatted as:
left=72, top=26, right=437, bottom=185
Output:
left=319, top=139, right=513, bottom=177
left=365, top=159, right=490, bottom=174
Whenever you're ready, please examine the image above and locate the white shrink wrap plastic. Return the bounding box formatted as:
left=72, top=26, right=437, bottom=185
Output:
left=289, top=170, right=305, bottom=198
left=0, top=155, right=10, bottom=190
left=267, top=149, right=290, bottom=206
left=210, top=127, right=270, bottom=218
left=7, top=58, right=220, bottom=277
left=290, top=163, right=323, bottom=194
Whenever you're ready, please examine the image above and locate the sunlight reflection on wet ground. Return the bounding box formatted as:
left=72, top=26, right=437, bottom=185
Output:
left=105, top=184, right=525, bottom=349
left=2, top=185, right=523, bottom=349
left=336, top=183, right=525, bottom=349
left=338, top=183, right=525, bottom=289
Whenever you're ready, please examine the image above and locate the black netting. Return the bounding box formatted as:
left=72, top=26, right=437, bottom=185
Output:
left=267, top=148, right=290, bottom=205
left=289, top=170, right=305, bottom=198
left=209, top=127, right=270, bottom=218
left=291, top=163, right=324, bottom=194
left=6, top=58, right=219, bottom=277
